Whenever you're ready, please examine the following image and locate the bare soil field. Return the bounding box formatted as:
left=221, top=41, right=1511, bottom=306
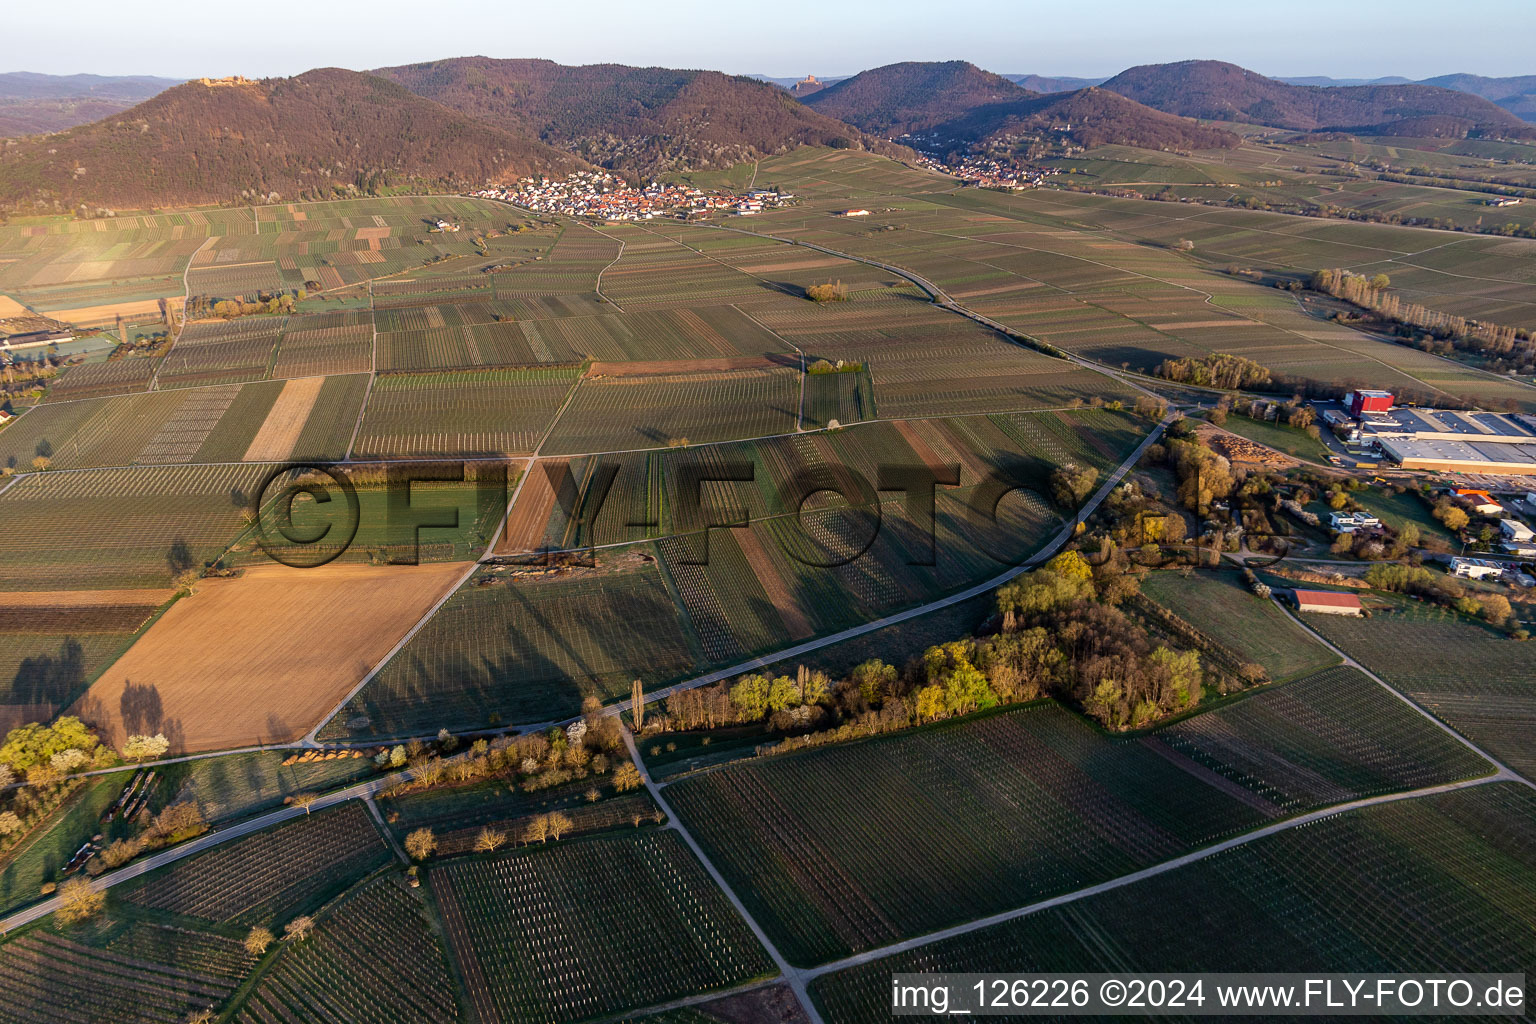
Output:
left=494, top=458, right=564, bottom=555
left=586, top=355, right=786, bottom=377
left=48, top=298, right=167, bottom=325
left=242, top=376, right=325, bottom=462
left=0, top=294, right=30, bottom=317
left=3, top=589, right=174, bottom=608
left=71, top=561, right=468, bottom=752
left=3, top=589, right=170, bottom=632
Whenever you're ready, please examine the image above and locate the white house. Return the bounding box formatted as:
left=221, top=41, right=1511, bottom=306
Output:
left=1329, top=510, right=1381, bottom=534
left=1499, top=519, right=1535, bottom=543
left=1450, top=557, right=1505, bottom=581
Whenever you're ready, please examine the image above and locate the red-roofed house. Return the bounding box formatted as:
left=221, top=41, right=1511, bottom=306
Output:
left=1293, top=589, right=1363, bottom=616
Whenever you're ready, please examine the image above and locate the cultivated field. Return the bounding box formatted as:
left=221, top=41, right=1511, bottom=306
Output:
left=1154, top=665, right=1492, bottom=812
left=0, top=464, right=269, bottom=591
left=124, top=802, right=390, bottom=925
left=327, top=559, right=697, bottom=737
left=233, top=877, right=461, bottom=1024
left=721, top=150, right=1536, bottom=409
left=352, top=367, right=579, bottom=458
left=429, top=831, right=773, bottom=1024
left=72, top=561, right=468, bottom=752
left=1306, top=600, right=1536, bottom=781
left=810, top=783, right=1536, bottom=1024
left=0, top=920, right=252, bottom=1024
left=667, top=703, right=1270, bottom=965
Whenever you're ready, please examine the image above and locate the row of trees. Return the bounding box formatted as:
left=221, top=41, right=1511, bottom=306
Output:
left=1310, top=268, right=1532, bottom=364
left=1364, top=562, right=1518, bottom=632
left=186, top=288, right=306, bottom=321
left=382, top=699, right=640, bottom=800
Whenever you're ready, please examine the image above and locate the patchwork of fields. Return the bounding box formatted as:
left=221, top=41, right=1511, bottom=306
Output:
left=1, top=159, right=1531, bottom=1024
left=324, top=407, right=1147, bottom=738
left=715, top=151, right=1536, bottom=410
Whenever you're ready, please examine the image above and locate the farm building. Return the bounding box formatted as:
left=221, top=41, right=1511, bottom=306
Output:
left=840, top=209, right=871, bottom=217
left=1450, top=557, right=1505, bottom=581
left=0, top=315, right=73, bottom=351
left=1293, top=589, right=1363, bottom=616
left=1499, top=519, right=1535, bottom=543
left=1345, top=389, right=1394, bottom=417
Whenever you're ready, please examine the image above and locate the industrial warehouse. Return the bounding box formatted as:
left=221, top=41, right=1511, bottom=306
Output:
left=1336, top=391, right=1536, bottom=476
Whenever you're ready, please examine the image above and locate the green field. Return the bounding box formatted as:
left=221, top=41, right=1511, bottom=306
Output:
left=811, top=782, right=1536, bottom=1024
left=156, top=750, right=376, bottom=824
left=0, top=773, right=129, bottom=915
left=667, top=703, right=1269, bottom=965
left=1140, top=569, right=1339, bottom=680
left=1217, top=414, right=1332, bottom=461
left=1352, top=486, right=1459, bottom=543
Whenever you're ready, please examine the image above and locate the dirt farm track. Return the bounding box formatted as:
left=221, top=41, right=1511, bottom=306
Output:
left=69, top=561, right=469, bottom=753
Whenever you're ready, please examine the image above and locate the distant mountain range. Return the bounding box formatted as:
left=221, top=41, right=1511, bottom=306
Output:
left=370, top=57, right=904, bottom=176
left=0, top=72, right=181, bottom=136
left=3, top=56, right=1534, bottom=213
left=772, top=67, right=1536, bottom=125
left=1099, top=61, right=1531, bottom=136
left=804, top=61, right=1239, bottom=153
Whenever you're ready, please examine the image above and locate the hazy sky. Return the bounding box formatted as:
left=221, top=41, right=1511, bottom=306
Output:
left=10, top=0, right=1534, bottom=81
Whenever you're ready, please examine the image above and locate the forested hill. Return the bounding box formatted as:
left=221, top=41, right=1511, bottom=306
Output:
left=803, top=61, right=1028, bottom=136
left=802, top=61, right=1237, bottom=153
left=937, top=87, right=1241, bottom=152
left=373, top=57, right=913, bottom=175
left=1102, top=60, right=1532, bottom=137
left=0, top=69, right=588, bottom=213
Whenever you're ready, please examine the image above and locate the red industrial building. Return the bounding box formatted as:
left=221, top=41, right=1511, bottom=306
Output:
left=1345, top=390, right=1394, bottom=417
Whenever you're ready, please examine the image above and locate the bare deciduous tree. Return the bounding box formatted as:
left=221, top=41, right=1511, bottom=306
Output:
left=548, top=811, right=574, bottom=841
left=404, top=827, right=437, bottom=861
left=473, top=827, right=506, bottom=853
left=55, top=877, right=104, bottom=924
left=244, top=926, right=275, bottom=956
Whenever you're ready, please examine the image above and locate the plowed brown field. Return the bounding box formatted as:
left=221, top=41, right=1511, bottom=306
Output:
left=72, top=561, right=468, bottom=752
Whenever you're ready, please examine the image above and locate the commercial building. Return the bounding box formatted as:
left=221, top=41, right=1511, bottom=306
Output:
left=1345, top=389, right=1395, bottom=417
left=1355, top=408, right=1536, bottom=477
left=1500, top=519, right=1535, bottom=543
left=0, top=315, right=73, bottom=351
